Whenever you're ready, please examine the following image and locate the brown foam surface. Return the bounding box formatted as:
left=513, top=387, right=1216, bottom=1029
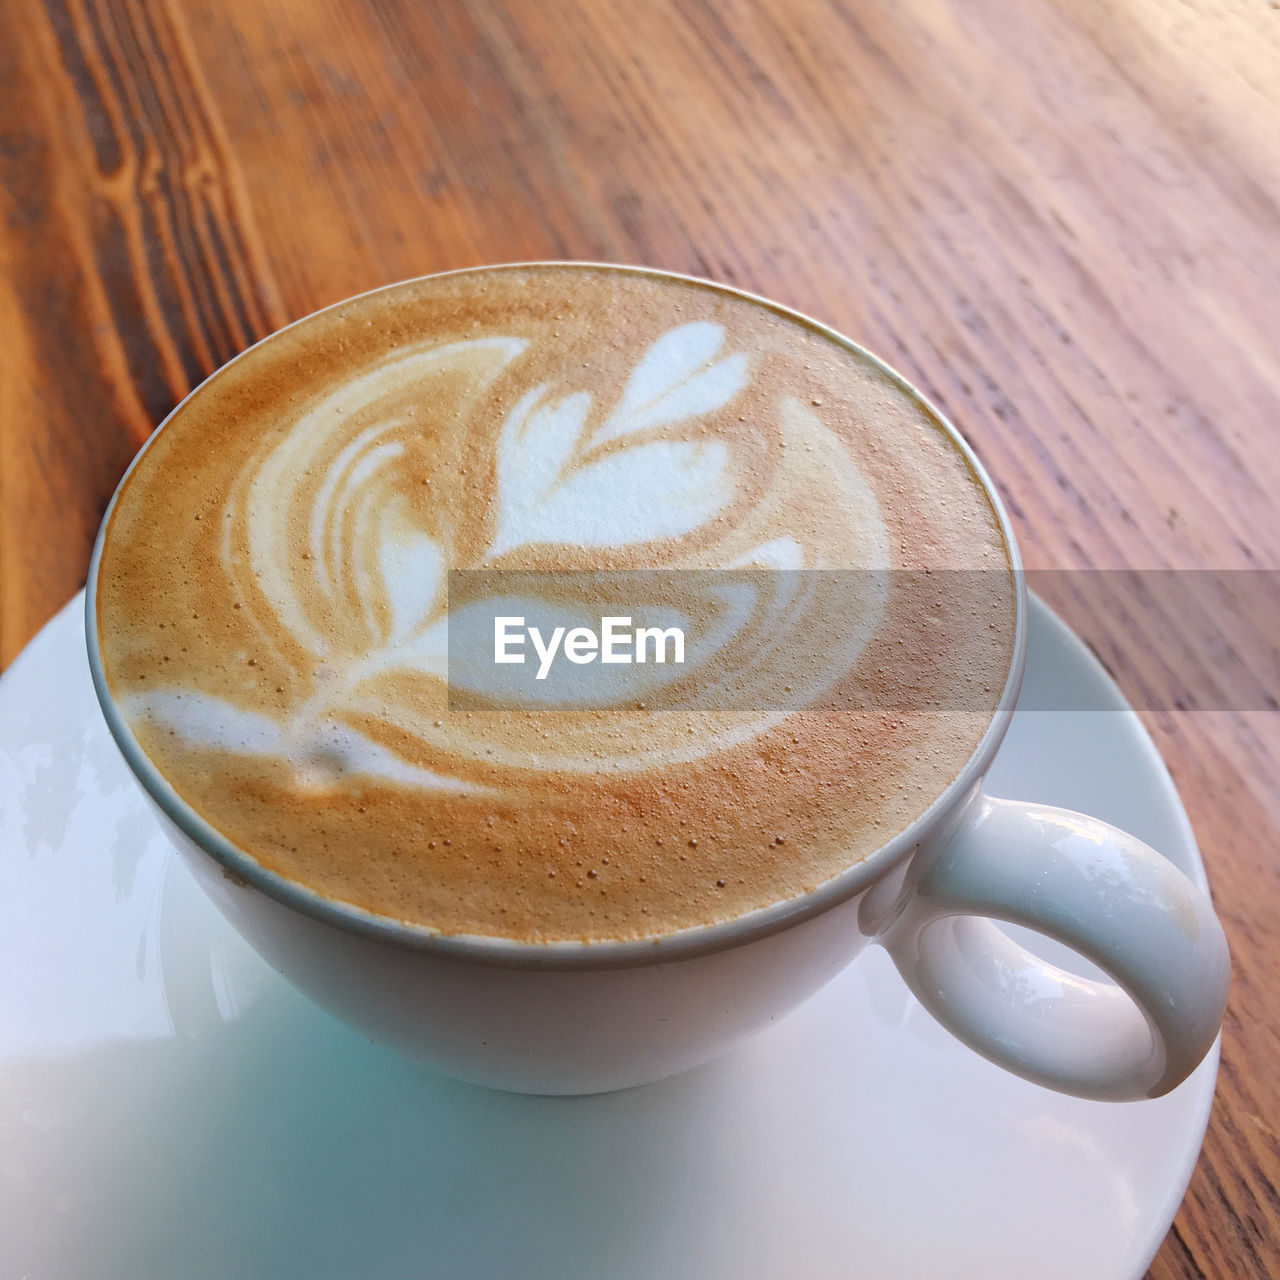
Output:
left=95, top=265, right=1015, bottom=942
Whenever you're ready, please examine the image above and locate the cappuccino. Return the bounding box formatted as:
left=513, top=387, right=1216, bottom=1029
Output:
left=94, top=265, right=1015, bottom=941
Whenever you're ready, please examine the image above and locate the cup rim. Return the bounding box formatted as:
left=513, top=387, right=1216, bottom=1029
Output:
left=85, top=260, right=1028, bottom=971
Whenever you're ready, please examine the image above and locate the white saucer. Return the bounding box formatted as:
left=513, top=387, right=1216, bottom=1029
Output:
left=0, top=594, right=1217, bottom=1279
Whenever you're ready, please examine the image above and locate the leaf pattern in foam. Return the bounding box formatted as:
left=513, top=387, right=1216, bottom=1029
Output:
left=490, top=387, right=592, bottom=558
left=245, top=337, right=527, bottom=658
left=594, top=322, right=749, bottom=443
left=727, top=537, right=805, bottom=571
left=489, top=323, right=745, bottom=557
left=377, top=503, right=445, bottom=644
left=123, top=689, right=285, bottom=758
left=497, top=438, right=729, bottom=551
left=124, top=688, right=480, bottom=792
left=375, top=614, right=448, bottom=680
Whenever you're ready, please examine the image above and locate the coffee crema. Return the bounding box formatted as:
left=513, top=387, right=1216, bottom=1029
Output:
left=95, top=265, right=1016, bottom=942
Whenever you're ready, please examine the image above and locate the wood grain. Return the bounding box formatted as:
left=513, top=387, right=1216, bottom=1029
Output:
left=2, top=0, right=1277, bottom=1273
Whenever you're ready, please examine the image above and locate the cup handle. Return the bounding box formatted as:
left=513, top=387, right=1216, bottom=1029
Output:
left=876, top=791, right=1230, bottom=1100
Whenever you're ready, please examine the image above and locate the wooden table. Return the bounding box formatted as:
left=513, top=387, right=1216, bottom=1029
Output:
left=3, top=1, right=1277, bottom=1273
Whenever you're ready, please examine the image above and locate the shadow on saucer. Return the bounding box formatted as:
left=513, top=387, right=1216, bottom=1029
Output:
left=2, top=860, right=752, bottom=1280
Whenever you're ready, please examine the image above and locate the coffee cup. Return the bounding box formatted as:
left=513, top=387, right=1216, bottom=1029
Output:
left=85, top=264, right=1228, bottom=1097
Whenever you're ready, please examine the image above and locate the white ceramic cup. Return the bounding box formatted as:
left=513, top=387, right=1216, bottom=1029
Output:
left=85, top=269, right=1230, bottom=1100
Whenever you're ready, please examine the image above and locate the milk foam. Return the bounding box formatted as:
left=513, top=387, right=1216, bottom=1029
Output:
left=95, top=265, right=1015, bottom=942
left=135, top=318, right=891, bottom=789
left=121, top=688, right=482, bottom=792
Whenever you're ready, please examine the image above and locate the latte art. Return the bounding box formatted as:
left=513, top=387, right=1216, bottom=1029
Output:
left=95, top=266, right=1015, bottom=941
